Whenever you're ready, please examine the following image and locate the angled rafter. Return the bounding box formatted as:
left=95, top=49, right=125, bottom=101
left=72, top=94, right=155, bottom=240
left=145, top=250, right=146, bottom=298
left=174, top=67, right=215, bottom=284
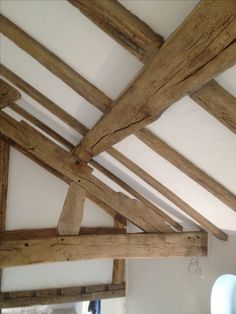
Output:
left=57, top=182, right=86, bottom=235
left=191, top=80, right=236, bottom=135
left=0, top=79, right=20, bottom=109
left=75, top=0, right=236, bottom=160
left=0, top=232, right=207, bottom=268
left=0, top=14, right=110, bottom=112
left=0, top=283, right=125, bottom=308
left=68, top=0, right=164, bottom=62
left=136, top=128, right=236, bottom=212
left=0, top=111, right=180, bottom=233
left=107, top=147, right=228, bottom=241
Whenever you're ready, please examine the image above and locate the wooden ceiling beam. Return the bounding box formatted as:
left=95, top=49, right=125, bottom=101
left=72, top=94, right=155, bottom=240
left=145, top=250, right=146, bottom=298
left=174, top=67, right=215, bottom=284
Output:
left=0, top=79, right=20, bottom=109
left=136, top=129, right=236, bottom=212
left=75, top=1, right=236, bottom=160
left=107, top=147, right=228, bottom=241
left=68, top=0, right=164, bottom=62
left=0, top=112, right=180, bottom=233
left=0, top=15, right=111, bottom=112
left=57, top=182, right=86, bottom=235
left=0, top=232, right=207, bottom=268
left=0, top=283, right=125, bottom=308
left=191, top=80, right=236, bottom=135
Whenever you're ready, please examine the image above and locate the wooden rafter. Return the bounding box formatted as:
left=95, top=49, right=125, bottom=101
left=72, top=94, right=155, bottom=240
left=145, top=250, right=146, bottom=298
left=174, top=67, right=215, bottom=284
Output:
left=0, top=283, right=125, bottom=308
left=0, top=78, right=21, bottom=109
left=57, top=183, right=86, bottom=235
left=68, top=0, right=164, bottom=62
left=75, top=0, right=236, bottom=160
left=191, top=80, right=236, bottom=135
left=0, top=232, right=207, bottom=268
left=0, top=111, right=181, bottom=233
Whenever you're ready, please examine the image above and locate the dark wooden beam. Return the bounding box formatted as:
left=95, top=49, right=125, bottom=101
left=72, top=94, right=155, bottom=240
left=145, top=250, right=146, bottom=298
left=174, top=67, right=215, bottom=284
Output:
left=0, top=15, right=111, bottom=112
left=0, top=232, right=207, bottom=268
left=0, top=283, right=125, bottom=308
left=68, top=0, right=164, bottom=62
left=74, top=1, right=236, bottom=160
left=0, top=79, right=20, bottom=109
left=191, top=80, right=236, bottom=135
left=0, top=112, right=180, bottom=233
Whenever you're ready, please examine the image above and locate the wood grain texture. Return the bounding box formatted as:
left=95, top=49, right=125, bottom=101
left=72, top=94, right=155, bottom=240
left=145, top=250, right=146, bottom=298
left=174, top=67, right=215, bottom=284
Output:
left=136, top=128, right=236, bottom=212
left=0, top=79, right=20, bottom=109
left=112, top=218, right=126, bottom=284
left=0, top=65, right=89, bottom=136
left=0, top=138, right=9, bottom=233
left=75, top=1, right=236, bottom=159
left=0, top=232, right=207, bottom=267
left=107, top=147, right=228, bottom=241
left=191, top=80, right=236, bottom=135
left=68, top=0, right=164, bottom=62
left=0, top=15, right=111, bottom=112
left=58, top=183, right=86, bottom=235
left=0, top=283, right=125, bottom=308
left=0, top=112, right=178, bottom=233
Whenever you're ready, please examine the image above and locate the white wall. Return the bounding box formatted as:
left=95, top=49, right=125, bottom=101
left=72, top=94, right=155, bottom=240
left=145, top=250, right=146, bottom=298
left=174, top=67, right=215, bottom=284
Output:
left=127, top=231, right=236, bottom=314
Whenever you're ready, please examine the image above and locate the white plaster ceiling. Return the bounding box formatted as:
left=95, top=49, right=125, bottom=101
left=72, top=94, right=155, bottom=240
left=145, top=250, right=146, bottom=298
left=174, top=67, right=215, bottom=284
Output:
left=0, top=0, right=236, bottom=292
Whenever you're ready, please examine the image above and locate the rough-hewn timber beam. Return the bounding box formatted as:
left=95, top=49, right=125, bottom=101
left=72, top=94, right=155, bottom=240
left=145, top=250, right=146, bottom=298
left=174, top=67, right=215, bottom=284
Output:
left=0, top=232, right=207, bottom=268
left=0, top=14, right=110, bottom=112
left=135, top=128, right=236, bottom=212
left=0, top=283, right=125, bottom=308
left=68, top=0, right=164, bottom=62
left=57, top=182, right=86, bottom=235
left=107, top=147, right=228, bottom=241
left=0, top=79, right=20, bottom=109
left=0, top=112, right=180, bottom=233
left=191, top=80, right=236, bottom=135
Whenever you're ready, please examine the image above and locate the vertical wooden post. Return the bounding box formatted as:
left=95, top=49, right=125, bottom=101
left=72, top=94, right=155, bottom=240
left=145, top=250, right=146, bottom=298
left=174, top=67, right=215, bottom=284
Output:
left=112, top=216, right=126, bottom=284
left=0, top=138, right=10, bottom=310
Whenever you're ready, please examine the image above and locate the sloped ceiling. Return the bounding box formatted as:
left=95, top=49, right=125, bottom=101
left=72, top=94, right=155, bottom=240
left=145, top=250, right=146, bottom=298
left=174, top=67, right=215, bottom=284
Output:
left=0, top=0, right=236, bottom=292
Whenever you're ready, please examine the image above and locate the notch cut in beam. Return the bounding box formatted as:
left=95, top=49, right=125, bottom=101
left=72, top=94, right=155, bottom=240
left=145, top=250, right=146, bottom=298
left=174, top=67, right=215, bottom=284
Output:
left=0, top=112, right=181, bottom=233
left=0, top=232, right=207, bottom=268
left=0, top=283, right=125, bottom=308
left=68, top=0, right=164, bottom=62
left=191, top=80, right=236, bottom=135
left=57, top=183, right=86, bottom=235
left=75, top=1, right=236, bottom=160
left=0, top=79, right=21, bottom=109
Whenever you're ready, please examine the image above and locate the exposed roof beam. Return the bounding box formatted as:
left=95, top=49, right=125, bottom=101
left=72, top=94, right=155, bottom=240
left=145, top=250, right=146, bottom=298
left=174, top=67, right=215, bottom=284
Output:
left=75, top=1, right=236, bottom=160
left=0, top=112, right=180, bottom=233
left=191, top=80, right=236, bottom=135
left=136, top=129, right=236, bottom=212
left=0, top=79, right=20, bottom=109
left=107, top=147, right=228, bottom=241
left=57, top=182, right=86, bottom=235
left=68, top=0, right=164, bottom=62
left=0, top=15, right=111, bottom=112
left=0, top=138, right=9, bottom=233
left=0, top=232, right=207, bottom=267
left=0, top=283, right=125, bottom=308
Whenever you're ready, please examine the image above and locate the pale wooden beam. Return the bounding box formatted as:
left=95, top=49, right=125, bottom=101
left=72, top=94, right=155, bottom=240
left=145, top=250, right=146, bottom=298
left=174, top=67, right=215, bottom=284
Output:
left=0, top=15, right=111, bottom=112
left=75, top=1, right=236, bottom=160
left=68, top=0, right=164, bottom=62
left=107, top=147, right=228, bottom=241
left=57, top=183, right=86, bottom=235
left=191, top=80, right=236, bottom=135
left=136, top=128, right=236, bottom=212
left=0, top=227, right=126, bottom=242
left=0, top=283, right=125, bottom=308
left=0, top=64, right=89, bottom=136
left=0, top=79, right=20, bottom=109
left=0, top=112, right=179, bottom=233
left=112, top=218, right=126, bottom=285
left=0, top=232, right=207, bottom=268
